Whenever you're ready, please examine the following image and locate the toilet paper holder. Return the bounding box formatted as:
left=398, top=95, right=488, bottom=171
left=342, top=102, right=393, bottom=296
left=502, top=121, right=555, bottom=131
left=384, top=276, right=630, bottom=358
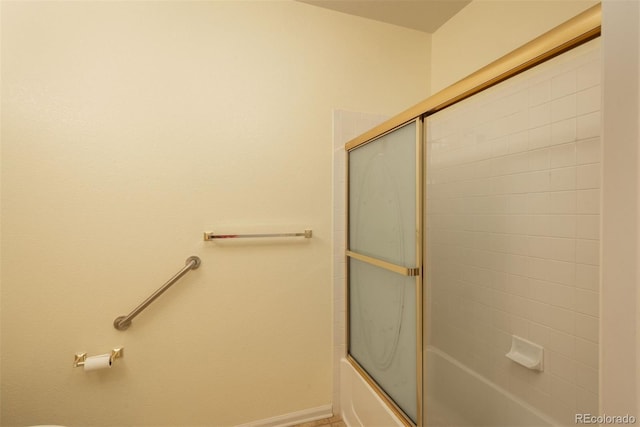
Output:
left=74, top=347, right=124, bottom=368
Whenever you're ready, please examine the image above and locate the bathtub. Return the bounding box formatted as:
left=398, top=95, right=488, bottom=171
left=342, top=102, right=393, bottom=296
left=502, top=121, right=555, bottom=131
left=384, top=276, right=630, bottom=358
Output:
left=340, top=358, right=405, bottom=427
left=340, top=348, right=556, bottom=426
left=425, top=347, right=555, bottom=426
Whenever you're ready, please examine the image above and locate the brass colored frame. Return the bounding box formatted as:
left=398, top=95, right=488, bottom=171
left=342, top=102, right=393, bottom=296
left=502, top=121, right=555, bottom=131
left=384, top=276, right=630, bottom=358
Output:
left=345, top=3, right=601, bottom=152
left=343, top=3, right=601, bottom=427
left=346, top=117, right=423, bottom=426
left=346, top=251, right=420, bottom=277
left=414, top=118, right=424, bottom=426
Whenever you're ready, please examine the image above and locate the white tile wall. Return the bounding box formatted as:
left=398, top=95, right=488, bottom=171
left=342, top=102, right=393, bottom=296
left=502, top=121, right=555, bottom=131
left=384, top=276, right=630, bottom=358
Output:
left=425, top=39, right=601, bottom=426
left=332, top=109, right=389, bottom=414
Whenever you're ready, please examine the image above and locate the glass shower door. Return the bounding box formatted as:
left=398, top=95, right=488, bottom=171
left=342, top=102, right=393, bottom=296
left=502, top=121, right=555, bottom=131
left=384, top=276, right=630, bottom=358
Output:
left=347, top=119, right=423, bottom=425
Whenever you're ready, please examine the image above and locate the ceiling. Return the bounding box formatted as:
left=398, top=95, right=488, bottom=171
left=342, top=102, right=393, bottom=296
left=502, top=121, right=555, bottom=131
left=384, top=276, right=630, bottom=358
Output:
left=296, top=0, right=471, bottom=33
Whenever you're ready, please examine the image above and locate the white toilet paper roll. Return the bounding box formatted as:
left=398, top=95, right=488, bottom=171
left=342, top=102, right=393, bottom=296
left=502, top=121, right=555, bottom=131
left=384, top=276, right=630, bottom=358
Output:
left=83, top=354, right=112, bottom=371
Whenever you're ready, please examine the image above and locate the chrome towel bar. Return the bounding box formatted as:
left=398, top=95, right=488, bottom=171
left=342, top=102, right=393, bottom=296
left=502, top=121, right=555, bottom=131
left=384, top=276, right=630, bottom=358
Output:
left=203, top=229, right=312, bottom=241
left=113, top=256, right=201, bottom=331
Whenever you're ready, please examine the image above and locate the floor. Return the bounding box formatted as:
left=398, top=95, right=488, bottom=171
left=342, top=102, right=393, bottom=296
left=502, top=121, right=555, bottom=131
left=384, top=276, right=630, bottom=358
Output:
left=292, top=415, right=346, bottom=427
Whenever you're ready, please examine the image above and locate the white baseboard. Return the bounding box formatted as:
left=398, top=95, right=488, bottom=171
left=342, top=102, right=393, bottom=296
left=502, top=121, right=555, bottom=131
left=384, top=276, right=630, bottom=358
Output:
left=235, top=404, right=334, bottom=427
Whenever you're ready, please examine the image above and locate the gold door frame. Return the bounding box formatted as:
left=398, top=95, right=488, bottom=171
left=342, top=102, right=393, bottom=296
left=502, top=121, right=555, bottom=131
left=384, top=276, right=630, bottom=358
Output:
left=346, top=117, right=424, bottom=427
left=344, top=4, right=601, bottom=427
left=345, top=3, right=601, bottom=152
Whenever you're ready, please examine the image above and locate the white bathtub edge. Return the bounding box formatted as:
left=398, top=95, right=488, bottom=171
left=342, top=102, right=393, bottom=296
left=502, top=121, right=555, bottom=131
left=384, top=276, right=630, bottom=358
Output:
left=234, top=404, right=333, bottom=427
left=427, top=346, right=559, bottom=426
left=340, top=358, right=405, bottom=427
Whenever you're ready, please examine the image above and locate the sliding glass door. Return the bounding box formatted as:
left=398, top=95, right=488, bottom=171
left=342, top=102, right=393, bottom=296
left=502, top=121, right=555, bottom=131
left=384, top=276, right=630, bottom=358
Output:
left=347, top=119, right=423, bottom=426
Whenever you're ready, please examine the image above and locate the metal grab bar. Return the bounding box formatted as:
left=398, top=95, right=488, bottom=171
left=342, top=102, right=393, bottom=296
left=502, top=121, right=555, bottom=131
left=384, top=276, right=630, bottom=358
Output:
left=203, top=229, right=312, bottom=241
left=113, top=256, right=201, bottom=331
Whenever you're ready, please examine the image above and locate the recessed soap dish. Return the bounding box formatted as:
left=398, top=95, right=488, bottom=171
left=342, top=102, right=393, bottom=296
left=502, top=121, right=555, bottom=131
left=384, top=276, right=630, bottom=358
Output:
left=506, top=335, right=544, bottom=371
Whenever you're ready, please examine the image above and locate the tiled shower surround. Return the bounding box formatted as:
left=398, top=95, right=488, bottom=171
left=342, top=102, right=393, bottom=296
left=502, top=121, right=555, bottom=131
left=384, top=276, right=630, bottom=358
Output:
left=425, top=39, right=601, bottom=425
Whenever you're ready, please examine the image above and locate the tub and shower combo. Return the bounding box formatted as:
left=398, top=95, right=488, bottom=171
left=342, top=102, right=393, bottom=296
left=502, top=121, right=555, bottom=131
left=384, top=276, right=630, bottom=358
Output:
left=340, top=5, right=601, bottom=426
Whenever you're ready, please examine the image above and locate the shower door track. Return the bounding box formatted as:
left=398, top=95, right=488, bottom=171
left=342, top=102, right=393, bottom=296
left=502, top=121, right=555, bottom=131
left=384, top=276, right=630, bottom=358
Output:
left=345, top=4, right=601, bottom=153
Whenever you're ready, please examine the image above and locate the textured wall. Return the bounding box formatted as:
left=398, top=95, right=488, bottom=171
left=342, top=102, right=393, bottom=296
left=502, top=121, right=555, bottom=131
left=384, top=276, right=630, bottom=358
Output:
left=0, top=2, right=429, bottom=425
left=430, top=0, right=597, bottom=93
left=601, top=0, right=640, bottom=419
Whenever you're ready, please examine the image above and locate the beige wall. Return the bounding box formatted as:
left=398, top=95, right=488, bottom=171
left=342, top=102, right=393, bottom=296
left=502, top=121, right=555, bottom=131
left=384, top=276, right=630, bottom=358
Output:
left=430, top=0, right=598, bottom=93
left=0, top=1, right=429, bottom=426
left=601, top=0, right=639, bottom=419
